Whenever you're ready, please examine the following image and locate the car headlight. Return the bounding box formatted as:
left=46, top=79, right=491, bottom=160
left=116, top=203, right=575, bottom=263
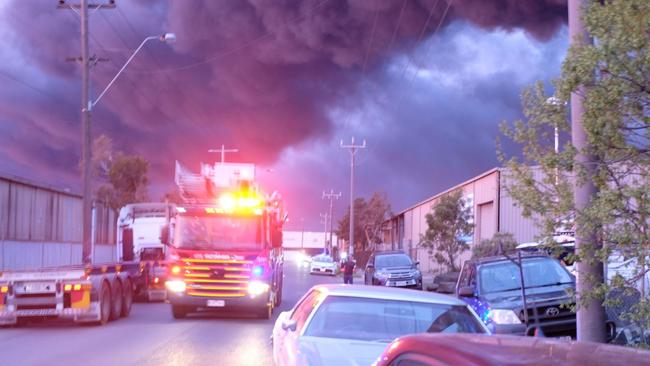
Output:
left=488, top=309, right=522, bottom=324
left=248, top=281, right=270, bottom=296
left=165, top=280, right=186, bottom=293
left=410, top=270, right=421, bottom=278
left=376, top=271, right=389, bottom=279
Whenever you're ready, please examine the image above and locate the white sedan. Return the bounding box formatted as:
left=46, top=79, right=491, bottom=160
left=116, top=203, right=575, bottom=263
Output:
left=271, top=284, right=489, bottom=366
left=309, top=255, right=337, bottom=276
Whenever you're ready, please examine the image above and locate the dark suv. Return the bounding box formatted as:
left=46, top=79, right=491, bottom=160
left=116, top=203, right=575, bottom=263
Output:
left=456, top=254, right=578, bottom=338
left=364, top=251, right=423, bottom=290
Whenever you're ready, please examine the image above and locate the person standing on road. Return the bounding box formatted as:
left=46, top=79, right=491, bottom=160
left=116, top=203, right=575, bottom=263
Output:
left=342, top=257, right=355, bottom=284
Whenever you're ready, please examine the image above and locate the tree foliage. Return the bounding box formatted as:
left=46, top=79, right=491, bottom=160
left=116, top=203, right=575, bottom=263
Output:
left=500, top=0, right=650, bottom=339
left=472, top=232, right=518, bottom=259
left=87, top=135, right=150, bottom=211
left=336, top=192, right=391, bottom=252
left=420, top=190, right=474, bottom=272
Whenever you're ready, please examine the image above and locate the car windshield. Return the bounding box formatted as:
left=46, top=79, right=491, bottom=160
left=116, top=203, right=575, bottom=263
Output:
left=304, top=296, right=486, bottom=341
left=375, top=254, right=412, bottom=268
left=479, top=257, right=574, bottom=294
left=173, top=215, right=262, bottom=250
left=313, top=256, right=333, bottom=263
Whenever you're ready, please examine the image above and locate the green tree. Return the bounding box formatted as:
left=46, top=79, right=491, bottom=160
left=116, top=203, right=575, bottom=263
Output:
left=420, top=190, right=474, bottom=272
left=336, top=192, right=391, bottom=252
left=500, top=0, right=650, bottom=342
left=471, top=232, right=518, bottom=259
left=104, top=154, right=150, bottom=210
left=85, top=135, right=151, bottom=211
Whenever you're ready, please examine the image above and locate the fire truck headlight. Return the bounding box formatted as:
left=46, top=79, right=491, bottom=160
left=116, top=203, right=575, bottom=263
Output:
left=248, top=281, right=269, bottom=296
left=165, top=280, right=186, bottom=293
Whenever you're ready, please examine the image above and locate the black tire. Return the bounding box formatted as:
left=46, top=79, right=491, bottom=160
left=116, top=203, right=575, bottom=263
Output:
left=109, top=281, right=122, bottom=321
left=94, top=283, right=111, bottom=326
left=258, top=304, right=272, bottom=320
left=121, top=278, right=133, bottom=317
left=172, top=305, right=189, bottom=319
left=274, top=278, right=283, bottom=307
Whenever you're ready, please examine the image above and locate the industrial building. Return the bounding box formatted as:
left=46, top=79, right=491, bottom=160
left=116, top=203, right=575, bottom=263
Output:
left=383, top=167, right=542, bottom=273
left=0, top=173, right=117, bottom=270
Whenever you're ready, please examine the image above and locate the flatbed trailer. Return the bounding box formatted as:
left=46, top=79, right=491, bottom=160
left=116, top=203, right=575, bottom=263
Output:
left=0, top=262, right=140, bottom=326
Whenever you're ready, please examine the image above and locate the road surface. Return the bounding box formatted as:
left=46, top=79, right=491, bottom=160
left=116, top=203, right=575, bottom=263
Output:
left=0, top=261, right=342, bottom=366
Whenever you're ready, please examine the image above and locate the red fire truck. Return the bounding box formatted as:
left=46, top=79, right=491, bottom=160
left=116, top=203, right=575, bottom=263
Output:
left=163, top=161, right=286, bottom=319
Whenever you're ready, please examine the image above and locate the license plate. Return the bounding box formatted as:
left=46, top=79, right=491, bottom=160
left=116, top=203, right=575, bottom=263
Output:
left=22, top=282, right=55, bottom=293
left=207, top=300, right=225, bottom=307
left=396, top=281, right=407, bottom=286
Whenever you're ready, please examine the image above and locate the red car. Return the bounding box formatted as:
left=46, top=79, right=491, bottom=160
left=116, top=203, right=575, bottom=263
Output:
left=374, top=333, right=650, bottom=366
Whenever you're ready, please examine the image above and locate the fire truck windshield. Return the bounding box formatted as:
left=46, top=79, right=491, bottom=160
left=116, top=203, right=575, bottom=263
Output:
left=173, top=215, right=262, bottom=250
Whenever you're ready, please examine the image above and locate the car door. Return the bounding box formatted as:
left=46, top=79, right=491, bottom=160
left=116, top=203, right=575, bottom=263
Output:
left=276, top=290, right=322, bottom=366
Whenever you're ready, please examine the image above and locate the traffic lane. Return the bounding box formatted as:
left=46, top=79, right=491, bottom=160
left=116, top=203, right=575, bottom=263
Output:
left=0, top=262, right=340, bottom=366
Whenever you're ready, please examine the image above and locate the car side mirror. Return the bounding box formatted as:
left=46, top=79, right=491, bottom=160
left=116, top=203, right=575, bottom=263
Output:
left=414, top=261, right=420, bottom=267
left=281, top=319, right=297, bottom=332
left=458, top=286, right=476, bottom=297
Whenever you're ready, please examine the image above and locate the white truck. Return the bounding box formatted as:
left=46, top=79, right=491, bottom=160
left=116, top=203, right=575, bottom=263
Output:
left=116, top=202, right=175, bottom=301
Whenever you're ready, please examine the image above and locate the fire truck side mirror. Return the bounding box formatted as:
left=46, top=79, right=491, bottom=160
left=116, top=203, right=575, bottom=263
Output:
left=160, top=225, right=169, bottom=245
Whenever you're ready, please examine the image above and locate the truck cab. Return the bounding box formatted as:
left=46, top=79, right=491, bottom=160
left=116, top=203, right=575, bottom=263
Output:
left=117, top=203, right=174, bottom=301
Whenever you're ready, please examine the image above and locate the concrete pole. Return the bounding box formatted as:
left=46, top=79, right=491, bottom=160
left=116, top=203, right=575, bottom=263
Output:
left=569, top=0, right=606, bottom=343
left=341, top=138, right=366, bottom=259
left=81, top=0, right=92, bottom=264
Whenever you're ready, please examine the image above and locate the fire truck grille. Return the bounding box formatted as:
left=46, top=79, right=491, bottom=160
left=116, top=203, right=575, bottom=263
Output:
left=181, top=259, right=253, bottom=298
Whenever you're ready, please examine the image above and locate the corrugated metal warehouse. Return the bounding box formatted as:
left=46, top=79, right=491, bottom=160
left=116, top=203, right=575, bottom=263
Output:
left=0, top=173, right=117, bottom=270
left=384, top=167, right=542, bottom=273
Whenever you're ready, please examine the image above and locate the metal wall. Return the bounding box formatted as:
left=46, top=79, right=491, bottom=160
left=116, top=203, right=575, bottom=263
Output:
left=385, top=168, right=542, bottom=274
left=0, top=174, right=117, bottom=270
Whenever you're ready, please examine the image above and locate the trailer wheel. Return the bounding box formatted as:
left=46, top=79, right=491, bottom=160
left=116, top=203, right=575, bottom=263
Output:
left=95, top=283, right=111, bottom=326
left=121, top=278, right=133, bottom=317
left=172, top=305, right=189, bottom=319
left=109, top=281, right=123, bottom=321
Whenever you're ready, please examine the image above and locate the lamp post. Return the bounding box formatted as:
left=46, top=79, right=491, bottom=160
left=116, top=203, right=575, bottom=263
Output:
left=80, top=31, right=175, bottom=264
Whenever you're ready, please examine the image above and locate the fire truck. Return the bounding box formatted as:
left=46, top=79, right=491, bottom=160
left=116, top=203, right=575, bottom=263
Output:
left=116, top=202, right=175, bottom=301
left=163, top=161, right=286, bottom=319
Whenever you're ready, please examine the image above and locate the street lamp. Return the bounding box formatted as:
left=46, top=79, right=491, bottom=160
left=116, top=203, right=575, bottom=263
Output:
left=92, top=33, right=176, bottom=109
left=80, top=32, right=174, bottom=264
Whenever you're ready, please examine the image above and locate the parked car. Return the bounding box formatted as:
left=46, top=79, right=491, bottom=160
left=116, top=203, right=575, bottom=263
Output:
left=373, top=333, right=650, bottom=366
left=364, top=251, right=423, bottom=290
left=271, top=284, right=488, bottom=366
left=309, top=254, right=337, bottom=275
left=456, top=253, right=581, bottom=338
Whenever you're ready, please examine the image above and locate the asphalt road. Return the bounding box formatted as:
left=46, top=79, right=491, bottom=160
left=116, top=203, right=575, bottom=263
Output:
left=0, top=261, right=341, bottom=366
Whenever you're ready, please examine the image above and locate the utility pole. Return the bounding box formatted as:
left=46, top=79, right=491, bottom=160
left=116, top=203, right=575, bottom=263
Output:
left=340, top=137, right=366, bottom=259
left=300, top=217, right=305, bottom=250
left=208, top=144, right=239, bottom=164
left=322, top=189, right=341, bottom=255
left=320, top=213, right=330, bottom=254
left=59, top=0, right=115, bottom=265
left=568, top=0, right=605, bottom=342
